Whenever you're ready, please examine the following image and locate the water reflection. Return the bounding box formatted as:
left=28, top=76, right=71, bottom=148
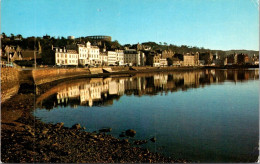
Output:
left=34, top=69, right=259, bottom=162
left=36, top=69, right=259, bottom=110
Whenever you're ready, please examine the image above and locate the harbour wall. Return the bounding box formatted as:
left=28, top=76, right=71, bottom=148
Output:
left=32, top=68, right=90, bottom=85
left=1, top=68, right=20, bottom=102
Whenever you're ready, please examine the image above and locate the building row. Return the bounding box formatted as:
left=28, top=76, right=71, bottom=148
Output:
left=54, top=41, right=146, bottom=67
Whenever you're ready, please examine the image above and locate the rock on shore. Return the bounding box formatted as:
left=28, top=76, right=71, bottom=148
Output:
left=1, top=92, right=186, bottom=163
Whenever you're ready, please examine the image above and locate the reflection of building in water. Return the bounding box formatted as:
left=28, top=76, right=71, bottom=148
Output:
left=154, top=74, right=168, bottom=87
left=56, top=78, right=125, bottom=107
left=124, top=77, right=144, bottom=92
left=183, top=72, right=200, bottom=86
left=57, top=85, right=80, bottom=104
left=107, top=78, right=125, bottom=95
left=79, top=79, right=107, bottom=106
left=45, top=69, right=258, bottom=109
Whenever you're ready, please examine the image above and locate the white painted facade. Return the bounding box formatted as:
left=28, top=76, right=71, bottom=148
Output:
left=55, top=48, right=78, bottom=66
left=107, top=51, right=117, bottom=66
left=159, top=58, right=168, bottom=67
left=100, top=52, right=108, bottom=66
left=116, top=50, right=124, bottom=66
left=87, top=42, right=100, bottom=66
left=78, top=44, right=89, bottom=65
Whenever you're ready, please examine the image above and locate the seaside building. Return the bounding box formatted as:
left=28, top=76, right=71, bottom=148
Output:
left=100, top=52, right=108, bottom=66
left=199, top=52, right=213, bottom=65
left=124, top=49, right=140, bottom=66
left=227, top=53, right=238, bottom=65
left=183, top=52, right=199, bottom=66
left=116, top=50, right=124, bottom=66
left=159, top=58, right=168, bottom=67
left=86, top=42, right=100, bottom=66
left=78, top=44, right=89, bottom=66
left=55, top=47, right=78, bottom=66
left=106, top=50, right=125, bottom=66
left=153, top=54, right=161, bottom=67
left=237, top=53, right=249, bottom=65
left=107, top=51, right=117, bottom=66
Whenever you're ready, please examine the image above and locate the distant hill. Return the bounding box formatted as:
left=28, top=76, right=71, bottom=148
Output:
left=224, top=50, right=259, bottom=57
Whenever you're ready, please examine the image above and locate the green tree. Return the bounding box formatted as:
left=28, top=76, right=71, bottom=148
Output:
left=10, top=33, right=15, bottom=40
left=1, top=32, right=6, bottom=39
left=40, top=45, right=55, bottom=65
left=167, top=58, right=173, bottom=66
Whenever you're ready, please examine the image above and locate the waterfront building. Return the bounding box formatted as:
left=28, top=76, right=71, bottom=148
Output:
left=107, top=51, right=117, bottom=66
left=237, top=53, right=249, bottom=65
left=172, top=60, right=182, bottom=66
left=214, top=58, right=227, bottom=66
left=153, top=54, right=160, bottom=67
left=138, top=51, right=146, bottom=66
left=116, top=50, right=124, bottom=66
left=124, top=49, right=140, bottom=66
left=159, top=58, right=168, bottom=67
left=199, top=52, right=213, bottom=65
left=183, top=54, right=195, bottom=66
left=78, top=44, right=89, bottom=66
left=227, top=53, right=238, bottom=65
left=106, top=50, right=124, bottom=66
left=250, top=54, right=259, bottom=65
left=183, top=52, right=199, bottom=66
left=86, top=42, right=100, bottom=66
left=55, top=47, right=78, bottom=66
left=100, top=52, right=108, bottom=66
left=199, top=60, right=205, bottom=66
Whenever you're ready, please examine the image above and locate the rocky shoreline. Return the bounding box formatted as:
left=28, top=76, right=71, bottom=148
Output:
left=1, top=93, right=187, bottom=163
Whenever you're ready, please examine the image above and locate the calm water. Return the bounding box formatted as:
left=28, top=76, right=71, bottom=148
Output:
left=34, top=69, right=259, bottom=162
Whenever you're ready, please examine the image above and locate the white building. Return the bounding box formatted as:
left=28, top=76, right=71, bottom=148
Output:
left=78, top=44, right=89, bottom=66
left=86, top=42, right=100, bottom=66
left=116, top=50, right=124, bottom=66
left=107, top=51, right=117, bottom=66
left=106, top=50, right=124, bottom=66
left=159, top=58, right=168, bottom=67
left=55, top=47, right=78, bottom=66
left=76, top=42, right=101, bottom=66
left=100, top=52, right=108, bottom=66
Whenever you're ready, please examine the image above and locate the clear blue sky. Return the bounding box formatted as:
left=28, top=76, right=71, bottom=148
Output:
left=1, top=0, right=259, bottom=50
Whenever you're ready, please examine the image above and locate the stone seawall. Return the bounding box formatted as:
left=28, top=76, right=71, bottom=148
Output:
left=1, top=68, right=20, bottom=84
left=1, top=68, right=20, bottom=102
left=111, top=66, right=130, bottom=71
left=32, top=68, right=90, bottom=85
